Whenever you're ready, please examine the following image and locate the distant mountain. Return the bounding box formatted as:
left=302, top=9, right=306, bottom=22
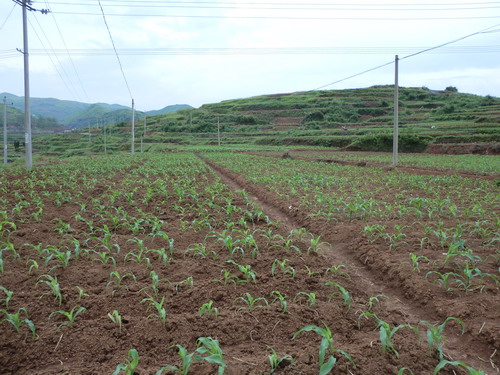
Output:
left=1, top=93, right=191, bottom=129
left=1, top=105, right=68, bottom=132
left=146, top=104, right=192, bottom=116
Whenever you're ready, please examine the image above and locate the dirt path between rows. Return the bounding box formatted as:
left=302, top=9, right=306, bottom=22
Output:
left=199, top=154, right=498, bottom=374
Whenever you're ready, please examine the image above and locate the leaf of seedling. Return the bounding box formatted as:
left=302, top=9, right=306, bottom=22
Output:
left=0, top=286, right=13, bottom=309
left=195, top=337, right=227, bottom=375
left=49, top=305, right=86, bottom=330
left=113, top=348, right=140, bottom=375
left=325, top=281, right=351, bottom=312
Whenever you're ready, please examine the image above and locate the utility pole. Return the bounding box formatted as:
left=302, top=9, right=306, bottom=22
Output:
left=217, top=116, right=221, bottom=146
left=141, top=115, right=146, bottom=153
left=22, top=0, right=32, bottom=170
left=392, top=55, right=399, bottom=167
left=131, top=99, right=135, bottom=154
left=103, top=120, right=107, bottom=155
left=3, top=96, right=7, bottom=164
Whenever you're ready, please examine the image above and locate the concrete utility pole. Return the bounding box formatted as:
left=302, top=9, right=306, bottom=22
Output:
left=103, top=120, right=107, bottom=155
left=217, top=116, right=221, bottom=146
left=392, top=55, right=399, bottom=167
left=22, top=0, right=33, bottom=170
left=3, top=96, right=7, bottom=165
left=131, top=99, right=135, bottom=154
left=140, top=115, right=146, bottom=153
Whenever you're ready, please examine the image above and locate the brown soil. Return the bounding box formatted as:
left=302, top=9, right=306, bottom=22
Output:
left=0, top=154, right=498, bottom=375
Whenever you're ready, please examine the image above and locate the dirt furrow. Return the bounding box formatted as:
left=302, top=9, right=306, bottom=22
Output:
left=201, top=155, right=497, bottom=374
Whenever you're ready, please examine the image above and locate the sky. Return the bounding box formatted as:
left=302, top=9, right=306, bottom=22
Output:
left=1, top=0, right=500, bottom=111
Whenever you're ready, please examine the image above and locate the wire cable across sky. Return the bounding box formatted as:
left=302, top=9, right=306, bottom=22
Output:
left=313, top=22, right=500, bottom=90
left=97, top=0, right=133, bottom=100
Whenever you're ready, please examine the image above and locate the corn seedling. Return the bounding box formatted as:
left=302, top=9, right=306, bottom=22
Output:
left=425, top=271, right=459, bottom=293
left=271, top=259, right=295, bottom=279
left=324, top=264, right=349, bottom=278
left=363, top=224, right=386, bottom=243
left=404, top=253, right=430, bottom=273
left=217, top=269, right=238, bottom=285
left=325, top=281, right=351, bottom=312
left=0, top=286, right=13, bottom=309
left=236, top=293, right=269, bottom=312
left=0, top=308, right=37, bottom=339
left=307, top=235, right=330, bottom=254
left=75, top=286, right=89, bottom=300
left=226, top=260, right=257, bottom=284
left=156, top=344, right=195, bottom=375
left=420, top=317, right=464, bottom=360
left=108, top=310, right=123, bottom=332
left=434, top=360, right=484, bottom=375
left=386, top=225, right=407, bottom=251
left=304, top=265, right=321, bottom=277
left=52, top=218, right=72, bottom=235
left=366, top=294, right=387, bottom=312
left=146, top=270, right=170, bottom=297
left=148, top=247, right=172, bottom=265
left=294, top=292, right=317, bottom=306
left=270, top=291, right=287, bottom=315
left=185, top=243, right=217, bottom=260
left=107, top=271, right=136, bottom=295
left=141, top=296, right=167, bottom=326
left=270, top=234, right=301, bottom=254
left=267, top=346, right=293, bottom=374
left=49, top=305, right=86, bottom=330
left=113, top=348, right=140, bottom=375
left=358, top=312, right=418, bottom=358
left=37, top=274, right=63, bottom=306
left=175, top=276, right=194, bottom=293
left=292, top=323, right=355, bottom=375
left=92, top=251, right=117, bottom=267
left=289, top=227, right=308, bottom=241
left=199, top=300, right=219, bottom=320
left=195, top=337, right=227, bottom=375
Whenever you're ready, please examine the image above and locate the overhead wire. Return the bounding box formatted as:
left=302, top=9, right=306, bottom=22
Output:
left=28, top=15, right=79, bottom=100
left=96, top=0, right=133, bottom=100
left=0, top=3, right=16, bottom=32
left=41, top=2, right=500, bottom=11
left=313, top=22, right=500, bottom=90
left=24, top=45, right=500, bottom=56
left=45, top=0, right=90, bottom=101
left=50, top=11, right=500, bottom=20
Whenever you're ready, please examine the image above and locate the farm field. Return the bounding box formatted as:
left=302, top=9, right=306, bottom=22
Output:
left=0, top=152, right=499, bottom=374
left=242, top=150, right=500, bottom=177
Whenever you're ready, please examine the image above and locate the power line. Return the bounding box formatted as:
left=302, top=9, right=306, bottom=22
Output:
left=51, top=11, right=500, bottom=20
left=45, top=0, right=500, bottom=6
left=20, top=45, right=500, bottom=56
left=0, top=3, right=16, bottom=32
left=42, top=1, right=500, bottom=11
left=313, top=22, right=500, bottom=90
left=28, top=14, right=80, bottom=100
left=45, top=0, right=90, bottom=101
left=97, top=0, right=132, bottom=99
left=400, top=23, right=500, bottom=60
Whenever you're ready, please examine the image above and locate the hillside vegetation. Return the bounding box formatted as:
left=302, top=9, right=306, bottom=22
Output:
left=1, top=92, right=192, bottom=129
left=5, top=85, right=500, bottom=159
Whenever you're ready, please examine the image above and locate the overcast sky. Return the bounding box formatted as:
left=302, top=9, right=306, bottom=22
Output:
left=1, top=0, right=499, bottom=111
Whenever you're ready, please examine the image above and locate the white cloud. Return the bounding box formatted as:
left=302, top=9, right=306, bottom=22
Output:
left=0, top=0, right=499, bottom=110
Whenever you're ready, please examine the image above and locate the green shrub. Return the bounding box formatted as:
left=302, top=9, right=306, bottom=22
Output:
left=347, top=133, right=433, bottom=152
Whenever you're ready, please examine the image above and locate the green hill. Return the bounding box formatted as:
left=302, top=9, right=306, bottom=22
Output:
left=16, top=86, right=500, bottom=158
left=1, top=93, right=191, bottom=129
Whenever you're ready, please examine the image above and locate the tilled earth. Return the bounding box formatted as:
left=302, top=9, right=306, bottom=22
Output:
left=0, top=153, right=498, bottom=374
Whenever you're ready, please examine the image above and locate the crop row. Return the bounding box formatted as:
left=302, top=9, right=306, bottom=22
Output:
left=0, top=153, right=493, bottom=374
